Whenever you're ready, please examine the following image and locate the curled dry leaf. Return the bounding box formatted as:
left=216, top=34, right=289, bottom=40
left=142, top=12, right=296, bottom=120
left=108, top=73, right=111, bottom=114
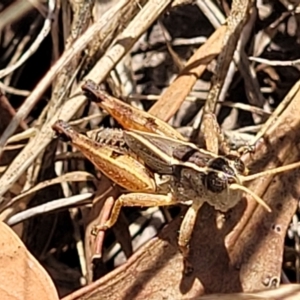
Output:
left=0, top=221, right=59, bottom=300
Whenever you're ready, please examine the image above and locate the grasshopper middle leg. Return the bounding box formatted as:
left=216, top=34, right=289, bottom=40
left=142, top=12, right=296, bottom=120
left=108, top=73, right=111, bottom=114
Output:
left=92, top=192, right=200, bottom=273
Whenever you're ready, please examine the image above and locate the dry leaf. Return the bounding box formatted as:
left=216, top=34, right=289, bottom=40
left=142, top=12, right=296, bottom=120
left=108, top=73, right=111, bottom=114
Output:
left=0, top=221, right=58, bottom=300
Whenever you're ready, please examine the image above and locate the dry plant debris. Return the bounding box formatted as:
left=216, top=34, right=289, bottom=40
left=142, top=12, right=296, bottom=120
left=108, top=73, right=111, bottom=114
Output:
left=0, top=221, right=59, bottom=300
left=1, top=0, right=300, bottom=299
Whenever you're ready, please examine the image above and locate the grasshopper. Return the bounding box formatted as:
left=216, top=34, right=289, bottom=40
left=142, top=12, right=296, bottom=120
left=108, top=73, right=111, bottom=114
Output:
left=52, top=80, right=300, bottom=273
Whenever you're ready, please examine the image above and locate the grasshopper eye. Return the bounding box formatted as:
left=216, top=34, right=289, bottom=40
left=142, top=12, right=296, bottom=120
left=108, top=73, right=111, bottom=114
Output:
left=204, top=172, right=227, bottom=193
left=204, top=157, right=237, bottom=193
left=208, top=157, right=235, bottom=177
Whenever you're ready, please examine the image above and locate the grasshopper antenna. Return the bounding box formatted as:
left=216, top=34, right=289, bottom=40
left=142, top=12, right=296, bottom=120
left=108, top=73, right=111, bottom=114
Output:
left=241, top=161, right=300, bottom=182
left=229, top=183, right=272, bottom=212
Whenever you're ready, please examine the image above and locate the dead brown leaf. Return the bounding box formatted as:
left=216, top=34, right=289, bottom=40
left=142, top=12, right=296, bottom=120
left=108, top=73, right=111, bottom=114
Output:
left=198, top=283, right=300, bottom=299
left=0, top=221, right=59, bottom=300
